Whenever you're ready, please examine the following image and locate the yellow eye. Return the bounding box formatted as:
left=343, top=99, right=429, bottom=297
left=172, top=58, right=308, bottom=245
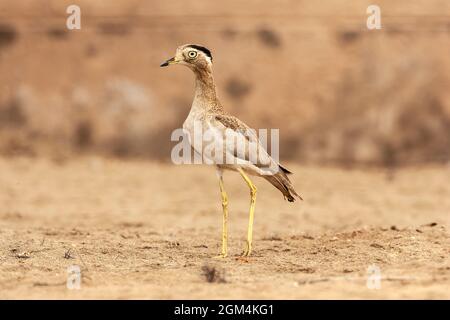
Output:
left=188, top=51, right=197, bottom=59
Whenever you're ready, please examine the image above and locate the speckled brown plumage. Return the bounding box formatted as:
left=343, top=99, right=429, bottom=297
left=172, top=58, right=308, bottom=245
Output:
left=160, top=44, right=302, bottom=257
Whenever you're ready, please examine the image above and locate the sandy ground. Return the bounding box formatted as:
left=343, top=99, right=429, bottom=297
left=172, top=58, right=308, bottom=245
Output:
left=0, top=157, right=448, bottom=299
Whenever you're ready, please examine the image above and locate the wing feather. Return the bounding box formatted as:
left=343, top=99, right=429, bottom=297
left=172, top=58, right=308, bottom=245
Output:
left=213, top=114, right=278, bottom=173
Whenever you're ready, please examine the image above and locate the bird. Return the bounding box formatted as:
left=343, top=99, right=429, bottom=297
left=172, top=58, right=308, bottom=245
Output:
left=160, top=44, right=302, bottom=258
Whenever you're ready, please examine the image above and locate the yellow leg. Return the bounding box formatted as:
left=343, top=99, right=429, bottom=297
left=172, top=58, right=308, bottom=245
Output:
left=216, top=174, right=228, bottom=258
left=237, top=168, right=257, bottom=257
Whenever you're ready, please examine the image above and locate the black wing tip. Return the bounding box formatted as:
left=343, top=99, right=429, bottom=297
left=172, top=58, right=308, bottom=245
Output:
left=279, top=164, right=293, bottom=175
left=285, top=194, right=303, bottom=202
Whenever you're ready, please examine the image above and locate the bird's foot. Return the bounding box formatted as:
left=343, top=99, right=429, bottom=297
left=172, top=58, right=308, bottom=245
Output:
left=240, top=241, right=252, bottom=257
left=213, top=252, right=228, bottom=259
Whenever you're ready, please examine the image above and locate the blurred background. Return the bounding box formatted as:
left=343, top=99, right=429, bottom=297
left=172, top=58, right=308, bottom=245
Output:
left=0, top=0, right=449, bottom=166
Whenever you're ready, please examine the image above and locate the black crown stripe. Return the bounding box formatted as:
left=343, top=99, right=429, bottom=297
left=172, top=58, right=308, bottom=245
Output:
left=187, top=44, right=213, bottom=61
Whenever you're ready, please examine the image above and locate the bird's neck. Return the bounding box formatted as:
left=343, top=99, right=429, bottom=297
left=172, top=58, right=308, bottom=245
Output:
left=192, top=66, right=223, bottom=113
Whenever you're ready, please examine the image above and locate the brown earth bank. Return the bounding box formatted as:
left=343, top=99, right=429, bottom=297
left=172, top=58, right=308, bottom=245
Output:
left=1, top=0, right=449, bottom=164
left=0, top=157, right=449, bottom=299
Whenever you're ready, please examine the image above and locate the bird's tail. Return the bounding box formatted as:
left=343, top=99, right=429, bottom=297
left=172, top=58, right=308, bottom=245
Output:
left=263, top=166, right=303, bottom=202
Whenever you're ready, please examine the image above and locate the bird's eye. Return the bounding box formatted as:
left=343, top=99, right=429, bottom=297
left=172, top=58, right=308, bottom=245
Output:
left=188, top=51, right=197, bottom=59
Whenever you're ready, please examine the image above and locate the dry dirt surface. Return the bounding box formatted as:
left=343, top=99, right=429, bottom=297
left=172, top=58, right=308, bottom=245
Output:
left=0, top=157, right=449, bottom=299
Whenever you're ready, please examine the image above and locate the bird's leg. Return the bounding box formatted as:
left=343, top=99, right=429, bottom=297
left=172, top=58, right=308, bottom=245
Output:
left=237, top=168, right=257, bottom=257
left=215, top=171, right=228, bottom=258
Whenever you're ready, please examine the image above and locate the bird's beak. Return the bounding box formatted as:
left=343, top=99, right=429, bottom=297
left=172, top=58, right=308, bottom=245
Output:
left=160, top=57, right=176, bottom=67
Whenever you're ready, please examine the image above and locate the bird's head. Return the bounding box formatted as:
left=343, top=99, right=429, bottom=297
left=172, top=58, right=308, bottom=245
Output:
left=160, top=44, right=213, bottom=71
